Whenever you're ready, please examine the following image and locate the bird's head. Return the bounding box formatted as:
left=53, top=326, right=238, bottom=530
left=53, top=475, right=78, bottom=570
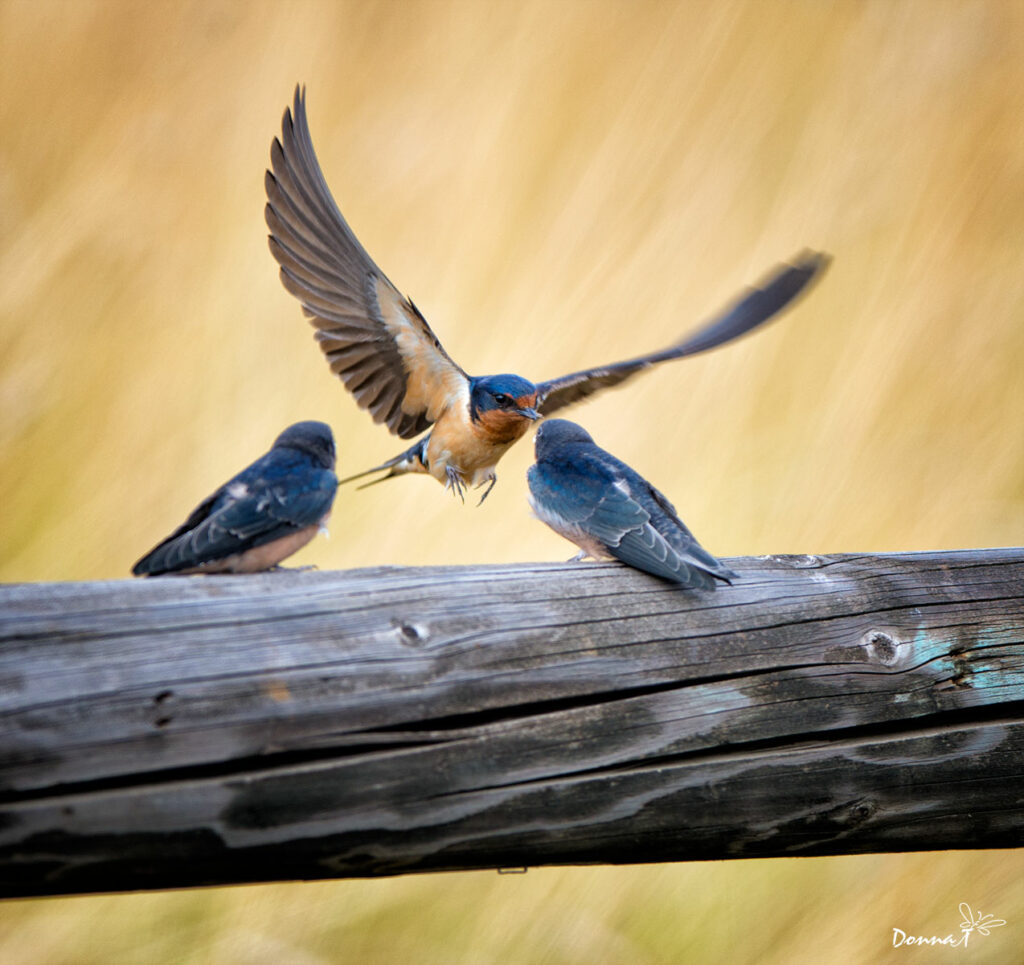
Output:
left=470, top=375, right=542, bottom=443
left=273, top=420, right=337, bottom=469
left=533, top=419, right=595, bottom=459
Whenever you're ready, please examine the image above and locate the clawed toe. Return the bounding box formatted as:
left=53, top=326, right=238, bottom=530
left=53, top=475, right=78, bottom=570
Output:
left=476, top=474, right=498, bottom=506
left=445, top=466, right=466, bottom=502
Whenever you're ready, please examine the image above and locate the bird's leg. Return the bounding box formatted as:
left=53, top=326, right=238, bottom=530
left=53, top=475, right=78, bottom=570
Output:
left=567, top=550, right=589, bottom=562
left=445, top=465, right=466, bottom=503
left=476, top=472, right=498, bottom=506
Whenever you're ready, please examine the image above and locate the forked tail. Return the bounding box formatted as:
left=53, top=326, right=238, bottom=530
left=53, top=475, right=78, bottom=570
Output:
left=338, top=437, right=430, bottom=489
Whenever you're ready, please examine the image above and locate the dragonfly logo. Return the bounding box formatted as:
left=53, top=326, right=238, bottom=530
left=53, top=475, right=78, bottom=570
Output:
left=892, top=903, right=1005, bottom=948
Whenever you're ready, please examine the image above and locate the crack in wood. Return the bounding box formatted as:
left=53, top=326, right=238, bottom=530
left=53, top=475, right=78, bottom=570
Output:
left=5, top=688, right=1023, bottom=812
left=418, top=700, right=1024, bottom=800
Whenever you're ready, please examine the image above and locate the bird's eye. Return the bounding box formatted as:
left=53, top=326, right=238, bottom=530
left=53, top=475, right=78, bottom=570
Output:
left=493, top=393, right=511, bottom=406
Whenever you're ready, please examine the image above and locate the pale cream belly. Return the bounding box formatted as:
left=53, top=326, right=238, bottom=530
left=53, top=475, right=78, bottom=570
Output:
left=528, top=496, right=614, bottom=560
left=425, top=444, right=514, bottom=486
left=425, top=410, right=525, bottom=487
left=178, top=521, right=323, bottom=574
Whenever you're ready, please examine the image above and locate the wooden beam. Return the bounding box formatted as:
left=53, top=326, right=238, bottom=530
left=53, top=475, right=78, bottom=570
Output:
left=1, top=549, right=1023, bottom=898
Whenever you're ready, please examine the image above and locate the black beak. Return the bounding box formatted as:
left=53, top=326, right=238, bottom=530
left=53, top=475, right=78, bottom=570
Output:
left=519, top=407, right=542, bottom=421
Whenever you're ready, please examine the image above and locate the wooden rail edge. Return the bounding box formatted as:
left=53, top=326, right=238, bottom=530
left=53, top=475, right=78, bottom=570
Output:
left=1, top=548, right=1022, bottom=898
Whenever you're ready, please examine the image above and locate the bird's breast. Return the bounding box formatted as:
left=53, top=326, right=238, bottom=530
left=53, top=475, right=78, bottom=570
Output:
left=426, top=399, right=524, bottom=483
left=473, top=408, right=536, bottom=447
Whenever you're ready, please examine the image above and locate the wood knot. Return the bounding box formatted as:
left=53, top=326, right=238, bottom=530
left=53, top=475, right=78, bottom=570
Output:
left=761, top=554, right=825, bottom=568
left=861, top=630, right=902, bottom=667
left=393, top=619, right=429, bottom=647
left=847, top=799, right=877, bottom=826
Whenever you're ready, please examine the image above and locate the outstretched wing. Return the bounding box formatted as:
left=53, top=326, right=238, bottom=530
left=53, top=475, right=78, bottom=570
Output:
left=536, top=251, right=829, bottom=415
left=266, top=86, right=469, bottom=439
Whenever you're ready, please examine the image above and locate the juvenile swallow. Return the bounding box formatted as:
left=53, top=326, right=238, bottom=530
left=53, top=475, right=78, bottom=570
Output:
left=132, top=421, right=338, bottom=576
left=266, top=86, right=829, bottom=503
left=527, top=419, right=736, bottom=589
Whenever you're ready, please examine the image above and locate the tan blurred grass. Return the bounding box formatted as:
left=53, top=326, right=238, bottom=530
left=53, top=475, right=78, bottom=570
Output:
left=1, top=852, right=1022, bottom=965
left=2, top=0, right=1023, bottom=961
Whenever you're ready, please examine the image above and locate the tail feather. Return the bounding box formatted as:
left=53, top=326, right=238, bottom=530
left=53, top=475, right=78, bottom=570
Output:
left=352, top=469, right=403, bottom=490
left=339, top=437, right=429, bottom=487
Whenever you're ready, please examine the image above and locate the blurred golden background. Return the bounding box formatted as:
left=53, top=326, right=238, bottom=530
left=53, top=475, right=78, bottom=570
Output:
left=2, top=0, right=1022, bottom=962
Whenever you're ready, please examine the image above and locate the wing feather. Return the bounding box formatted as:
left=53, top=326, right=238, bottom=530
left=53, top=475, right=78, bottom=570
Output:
left=133, top=455, right=337, bottom=576
left=612, top=524, right=716, bottom=589
left=536, top=251, right=829, bottom=415
left=267, top=86, right=468, bottom=439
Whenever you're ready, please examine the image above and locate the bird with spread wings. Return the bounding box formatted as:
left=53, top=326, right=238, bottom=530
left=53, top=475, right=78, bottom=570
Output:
left=266, top=87, right=829, bottom=504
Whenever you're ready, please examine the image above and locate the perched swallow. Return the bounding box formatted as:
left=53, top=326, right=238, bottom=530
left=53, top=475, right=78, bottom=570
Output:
left=132, top=421, right=338, bottom=576
left=266, top=86, right=829, bottom=503
left=527, top=419, right=736, bottom=588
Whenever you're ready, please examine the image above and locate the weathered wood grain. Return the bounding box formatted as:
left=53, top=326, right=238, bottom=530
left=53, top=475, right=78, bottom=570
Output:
left=1, top=549, right=1022, bottom=897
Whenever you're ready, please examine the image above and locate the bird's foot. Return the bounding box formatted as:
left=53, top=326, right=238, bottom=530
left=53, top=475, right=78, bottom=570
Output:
left=567, top=550, right=589, bottom=563
left=476, top=473, right=498, bottom=506
left=269, top=564, right=318, bottom=573
left=445, top=466, right=466, bottom=503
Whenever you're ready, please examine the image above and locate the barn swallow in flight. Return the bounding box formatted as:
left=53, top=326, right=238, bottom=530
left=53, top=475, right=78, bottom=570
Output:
left=132, top=421, right=337, bottom=576
left=266, top=86, right=829, bottom=504
left=528, top=419, right=736, bottom=589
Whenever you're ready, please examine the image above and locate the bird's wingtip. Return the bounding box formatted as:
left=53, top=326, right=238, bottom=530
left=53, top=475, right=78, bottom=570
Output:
left=792, top=249, right=832, bottom=277
left=131, top=557, right=155, bottom=578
